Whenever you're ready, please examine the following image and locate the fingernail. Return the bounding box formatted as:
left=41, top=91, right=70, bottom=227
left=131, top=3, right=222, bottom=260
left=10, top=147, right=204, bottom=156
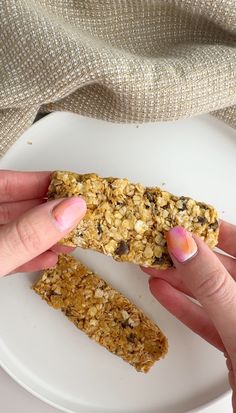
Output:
left=52, top=197, right=86, bottom=231
left=166, top=226, right=197, bottom=263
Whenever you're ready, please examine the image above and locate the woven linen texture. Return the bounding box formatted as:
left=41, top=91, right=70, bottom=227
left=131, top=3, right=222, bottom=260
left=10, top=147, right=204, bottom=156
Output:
left=0, top=0, right=235, bottom=155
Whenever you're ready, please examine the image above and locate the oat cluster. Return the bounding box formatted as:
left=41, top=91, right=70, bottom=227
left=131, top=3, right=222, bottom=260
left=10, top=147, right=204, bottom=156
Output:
left=34, top=254, right=168, bottom=372
left=48, top=171, right=219, bottom=268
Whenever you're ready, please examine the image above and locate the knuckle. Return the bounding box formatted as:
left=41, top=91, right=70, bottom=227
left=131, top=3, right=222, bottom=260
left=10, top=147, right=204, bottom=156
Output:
left=226, top=346, right=236, bottom=359
left=14, top=218, right=42, bottom=254
left=0, top=204, right=11, bottom=223
left=196, top=267, right=231, bottom=303
left=0, top=173, right=12, bottom=199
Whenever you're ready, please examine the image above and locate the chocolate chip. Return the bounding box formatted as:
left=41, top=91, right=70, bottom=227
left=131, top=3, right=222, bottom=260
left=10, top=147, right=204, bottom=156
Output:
left=177, top=203, right=187, bottom=211
left=177, top=197, right=188, bottom=210
left=153, top=256, right=165, bottom=265
left=197, top=216, right=207, bottom=224
left=115, top=240, right=129, bottom=256
left=121, top=319, right=129, bottom=328
left=97, top=222, right=102, bottom=235
left=76, top=230, right=83, bottom=237
left=127, top=333, right=136, bottom=343
left=116, top=201, right=125, bottom=206
left=153, top=254, right=172, bottom=266
left=180, top=196, right=189, bottom=201
left=64, top=310, right=71, bottom=317
left=210, top=221, right=219, bottom=230
left=145, top=190, right=155, bottom=203
left=181, top=204, right=187, bottom=211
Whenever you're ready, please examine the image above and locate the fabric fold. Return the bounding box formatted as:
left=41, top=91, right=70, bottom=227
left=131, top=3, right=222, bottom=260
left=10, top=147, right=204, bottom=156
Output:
left=0, top=0, right=235, bottom=156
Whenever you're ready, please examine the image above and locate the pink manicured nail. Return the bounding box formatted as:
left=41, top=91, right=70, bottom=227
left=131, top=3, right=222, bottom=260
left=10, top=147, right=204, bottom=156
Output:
left=166, top=226, right=197, bottom=263
left=52, top=197, right=86, bottom=231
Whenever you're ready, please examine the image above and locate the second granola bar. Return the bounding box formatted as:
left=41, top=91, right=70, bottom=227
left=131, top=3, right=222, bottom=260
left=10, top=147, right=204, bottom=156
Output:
left=33, top=254, right=168, bottom=373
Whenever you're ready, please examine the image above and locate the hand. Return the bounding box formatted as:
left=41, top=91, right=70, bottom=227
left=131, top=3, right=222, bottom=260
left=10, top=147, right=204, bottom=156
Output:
left=0, top=170, right=86, bottom=276
left=142, top=222, right=236, bottom=411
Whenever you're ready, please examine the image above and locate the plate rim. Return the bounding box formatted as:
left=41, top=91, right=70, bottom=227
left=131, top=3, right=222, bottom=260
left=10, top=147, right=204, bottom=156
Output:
left=0, top=111, right=232, bottom=413
left=0, top=355, right=231, bottom=413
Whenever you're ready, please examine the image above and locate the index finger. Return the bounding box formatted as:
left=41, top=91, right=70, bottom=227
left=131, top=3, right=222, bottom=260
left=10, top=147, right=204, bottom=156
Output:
left=0, top=170, right=51, bottom=202
left=167, top=228, right=236, bottom=353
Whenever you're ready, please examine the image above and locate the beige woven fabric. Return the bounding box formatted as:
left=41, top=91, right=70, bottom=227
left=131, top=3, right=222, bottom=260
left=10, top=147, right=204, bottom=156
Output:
left=0, top=0, right=236, bottom=156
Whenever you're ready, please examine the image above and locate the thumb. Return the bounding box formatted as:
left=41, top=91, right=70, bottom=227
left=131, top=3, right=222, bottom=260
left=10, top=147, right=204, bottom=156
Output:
left=0, top=197, right=86, bottom=276
left=166, top=226, right=236, bottom=352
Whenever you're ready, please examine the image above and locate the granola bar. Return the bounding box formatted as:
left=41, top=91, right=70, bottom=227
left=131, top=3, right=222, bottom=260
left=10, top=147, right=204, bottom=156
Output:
left=48, top=171, right=219, bottom=269
left=33, top=254, right=168, bottom=373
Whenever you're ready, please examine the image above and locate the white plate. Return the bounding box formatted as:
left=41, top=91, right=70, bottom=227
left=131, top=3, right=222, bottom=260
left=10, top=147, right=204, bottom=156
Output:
left=0, top=112, right=235, bottom=413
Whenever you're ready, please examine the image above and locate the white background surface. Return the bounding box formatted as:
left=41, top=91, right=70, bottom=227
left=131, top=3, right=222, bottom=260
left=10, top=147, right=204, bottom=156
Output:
left=0, top=112, right=235, bottom=413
